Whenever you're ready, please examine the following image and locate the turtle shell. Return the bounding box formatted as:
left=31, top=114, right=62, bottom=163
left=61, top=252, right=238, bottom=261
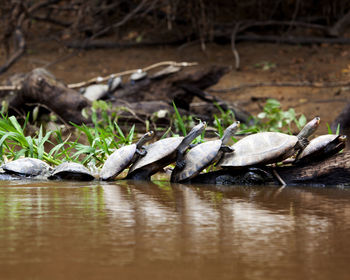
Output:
left=48, top=162, right=94, bottom=181
left=128, top=137, right=184, bottom=174
left=2, top=158, right=51, bottom=177
left=100, top=144, right=137, bottom=180
left=220, top=132, right=298, bottom=168
left=171, top=139, right=222, bottom=182
left=151, top=65, right=181, bottom=79
left=83, top=84, right=108, bottom=101
left=296, top=134, right=345, bottom=163
left=130, top=70, right=147, bottom=81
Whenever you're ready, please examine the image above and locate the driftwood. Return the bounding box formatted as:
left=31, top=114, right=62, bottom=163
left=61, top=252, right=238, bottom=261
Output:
left=2, top=64, right=239, bottom=127
left=112, top=65, right=230, bottom=110
left=275, top=151, right=350, bottom=186
left=9, top=68, right=90, bottom=124
left=109, top=65, right=254, bottom=125
left=191, top=150, right=350, bottom=187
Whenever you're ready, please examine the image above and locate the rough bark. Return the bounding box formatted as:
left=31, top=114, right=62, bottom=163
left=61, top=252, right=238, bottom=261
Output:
left=190, top=150, right=350, bottom=187
left=276, top=150, right=350, bottom=186
left=9, top=68, right=91, bottom=124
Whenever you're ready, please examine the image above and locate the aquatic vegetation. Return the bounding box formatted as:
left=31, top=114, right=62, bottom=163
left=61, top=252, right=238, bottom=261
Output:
left=214, top=98, right=307, bottom=135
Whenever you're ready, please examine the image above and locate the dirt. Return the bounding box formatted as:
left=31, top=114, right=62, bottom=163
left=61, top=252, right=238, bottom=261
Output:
left=2, top=40, right=350, bottom=135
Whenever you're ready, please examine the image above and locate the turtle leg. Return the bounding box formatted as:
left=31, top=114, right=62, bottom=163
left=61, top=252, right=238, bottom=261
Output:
left=136, top=147, right=147, bottom=156
left=129, top=148, right=148, bottom=166
left=188, top=141, right=204, bottom=149
left=220, top=145, right=234, bottom=153
left=175, top=151, right=186, bottom=170
left=298, top=138, right=310, bottom=149
left=294, top=138, right=310, bottom=160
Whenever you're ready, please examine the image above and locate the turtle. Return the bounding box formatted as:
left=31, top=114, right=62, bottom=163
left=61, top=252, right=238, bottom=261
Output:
left=170, top=121, right=240, bottom=183
left=130, top=69, right=147, bottom=82
left=220, top=117, right=320, bottom=169
left=126, top=121, right=206, bottom=180
left=48, top=162, right=95, bottom=181
left=294, top=134, right=346, bottom=165
left=83, top=76, right=122, bottom=101
left=1, top=158, right=52, bottom=178
left=150, top=65, right=181, bottom=80
left=100, top=131, right=155, bottom=181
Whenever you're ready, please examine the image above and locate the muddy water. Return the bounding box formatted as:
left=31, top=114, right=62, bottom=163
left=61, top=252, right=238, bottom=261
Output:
left=1, top=180, right=350, bottom=280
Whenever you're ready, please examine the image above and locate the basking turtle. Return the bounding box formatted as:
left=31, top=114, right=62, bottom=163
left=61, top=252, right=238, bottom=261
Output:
left=48, top=162, right=95, bottom=181
left=220, top=117, right=320, bottom=168
left=294, top=134, right=346, bottom=165
left=126, top=121, right=206, bottom=180
left=1, top=158, right=52, bottom=178
left=150, top=65, right=181, bottom=79
left=130, top=69, right=147, bottom=81
left=83, top=76, right=122, bottom=101
left=100, top=131, right=155, bottom=181
left=171, top=121, right=240, bottom=183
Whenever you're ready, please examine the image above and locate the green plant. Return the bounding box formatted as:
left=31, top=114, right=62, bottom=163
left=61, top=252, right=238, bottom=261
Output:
left=240, top=99, right=306, bottom=134
left=70, top=107, right=135, bottom=165
left=326, top=123, right=340, bottom=135
left=172, top=102, right=197, bottom=135
left=172, top=102, right=204, bottom=144
left=213, top=103, right=236, bottom=136
left=0, top=114, right=61, bottom=165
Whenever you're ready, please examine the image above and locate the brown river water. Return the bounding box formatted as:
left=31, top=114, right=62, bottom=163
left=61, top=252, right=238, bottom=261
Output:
left=1, top=180, right=350, bottom=280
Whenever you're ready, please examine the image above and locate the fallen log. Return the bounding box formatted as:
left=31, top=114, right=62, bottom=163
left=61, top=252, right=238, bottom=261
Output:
left=190, top=150, right=350, bottom=187
left=9, top=68, right=91, bottom=124
left=1, top=65, right=237, bottom=128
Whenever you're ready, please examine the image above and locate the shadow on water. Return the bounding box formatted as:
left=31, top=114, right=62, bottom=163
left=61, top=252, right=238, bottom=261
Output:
left=1, top=180, right=350, bottom=280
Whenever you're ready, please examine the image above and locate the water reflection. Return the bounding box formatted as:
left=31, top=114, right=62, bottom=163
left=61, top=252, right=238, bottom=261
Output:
left=0, top=181, right=350, bottom=279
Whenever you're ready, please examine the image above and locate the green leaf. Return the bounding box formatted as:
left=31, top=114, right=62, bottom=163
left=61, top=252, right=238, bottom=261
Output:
left=298, top=115, right=307, bottom=128
left=114, top=121, right=125, bottom=141
left=214, top=115, right=223, bottom=138
left=126, top=124, right=135, bottom=143
left=9, top=116, right=24, bottom=135
left=326, top=123, right=333, bottom=134
left=25, top=136, right=34, bottom=157
left=336, top=123, right=340, bottom=135
left=172, top=102, right=186, bottom=136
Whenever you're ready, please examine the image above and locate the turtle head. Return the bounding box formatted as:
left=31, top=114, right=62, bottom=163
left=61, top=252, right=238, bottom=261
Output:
left=297, top=116, right=320, bottom=139
left=221, top=121, right=240, bottom=145
left=336, top=135, right=347, bottom=151
left=136, top=131, right=155, bottom=148
left=339, top=135, right=347, bottom=143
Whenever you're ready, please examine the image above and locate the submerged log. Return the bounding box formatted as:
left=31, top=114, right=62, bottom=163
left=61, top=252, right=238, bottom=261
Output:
left=8, top=68, right=91, bottom=124
left=276, top=150, right=350, bottom=186
left=190, top=150, right=350, bottom=186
